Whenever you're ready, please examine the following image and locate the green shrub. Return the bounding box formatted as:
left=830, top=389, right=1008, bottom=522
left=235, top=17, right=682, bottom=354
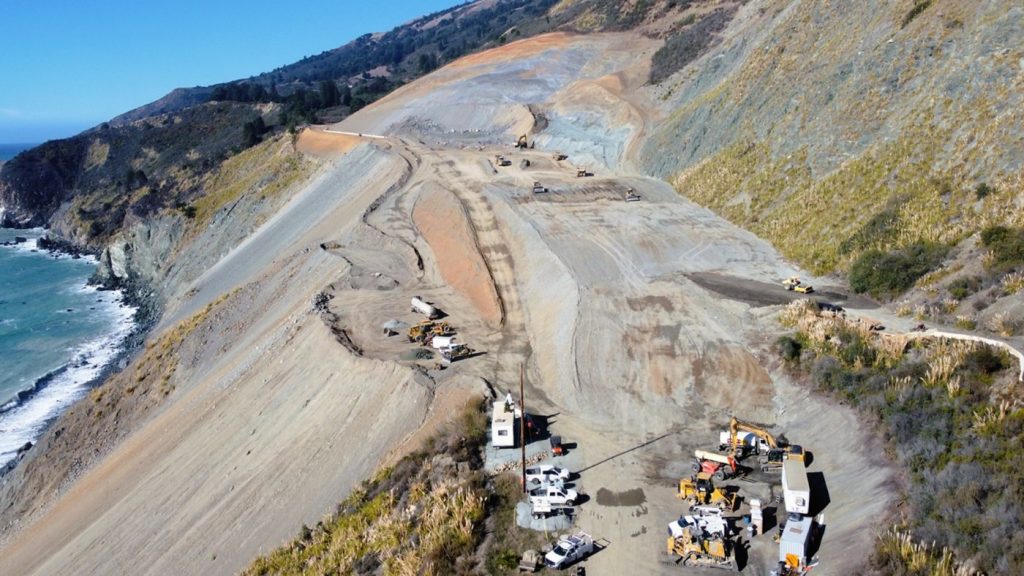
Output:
left=975, top=182, right=995, bottom=199
left=947, top=276, right=982, bottom=299
left=980, top=226, right=1024, bottom=272
left=849, top=242, right=949, bottom=299
left=776, top=335, right=803, bottom=363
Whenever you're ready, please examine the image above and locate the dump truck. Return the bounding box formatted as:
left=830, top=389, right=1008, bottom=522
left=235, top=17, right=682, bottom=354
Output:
left=666, top=523, right=736, bottom=571
left=693, top=450, right=738, bottom=481
left=545, top=532, right=594, bottom=569
left=782, top=460, right=810, bottom=515
left=411, top=296, right=440, bottom=319
left=678, top=472, right=737, bottom=511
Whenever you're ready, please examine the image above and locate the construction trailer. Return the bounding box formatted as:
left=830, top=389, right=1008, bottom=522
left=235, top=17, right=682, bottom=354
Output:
left=781, top=460, right=810, bottom=515
left=491, top=394, right=521, bottom=448
left=778, top=514, right=813, bottom=574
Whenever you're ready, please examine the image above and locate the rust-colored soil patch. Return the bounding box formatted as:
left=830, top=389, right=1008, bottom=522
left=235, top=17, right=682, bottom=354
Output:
left=413, top=186, right=502, bottom=326
left=446, top=32, right=576, bottom=70
left=296, top=128, right=361, bottom=158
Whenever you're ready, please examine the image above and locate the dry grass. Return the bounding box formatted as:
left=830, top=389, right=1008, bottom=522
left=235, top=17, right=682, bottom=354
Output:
left=875, top=527, right=980, bottom=576
left=190, top=135, right=315, bottom=231
left=1002, top=271, right=1024, bottom=295
left=243, top=400, right=490, bottom=576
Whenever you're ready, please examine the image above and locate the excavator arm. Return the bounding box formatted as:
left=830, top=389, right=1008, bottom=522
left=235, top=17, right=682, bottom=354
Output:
left=728, top=417, right=779, bottom=456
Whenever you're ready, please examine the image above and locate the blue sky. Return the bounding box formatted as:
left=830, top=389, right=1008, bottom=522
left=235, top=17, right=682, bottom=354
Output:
left=0, top=0, right=463, bottom=144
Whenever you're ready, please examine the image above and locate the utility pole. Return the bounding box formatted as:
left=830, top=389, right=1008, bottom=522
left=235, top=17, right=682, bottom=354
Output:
left=520, top=362, right=527, bottom=493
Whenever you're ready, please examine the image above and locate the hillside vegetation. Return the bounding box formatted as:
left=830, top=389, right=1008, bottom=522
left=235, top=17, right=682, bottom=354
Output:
left=645, top=1, right=1023, bottom=283
left=243, top=400, right=491, bottom=576
left=777, top=301, right=1023, bottom=574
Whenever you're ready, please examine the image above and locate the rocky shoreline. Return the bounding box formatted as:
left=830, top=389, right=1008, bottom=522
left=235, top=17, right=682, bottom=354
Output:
left=0, top=230, right=157, bottom=477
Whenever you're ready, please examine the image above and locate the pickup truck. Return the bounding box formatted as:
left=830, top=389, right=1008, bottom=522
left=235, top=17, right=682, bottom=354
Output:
left=528, top=485, right=578, bottom=506
left=544, top=532, right=595, bottom=569
left=524, top=464, right=570, bottom=486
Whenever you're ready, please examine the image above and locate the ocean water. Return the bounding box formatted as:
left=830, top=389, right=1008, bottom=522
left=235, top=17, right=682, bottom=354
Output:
left=0, top=228, right=135, bottom=468
left=0, top=143, right=37, bottom=161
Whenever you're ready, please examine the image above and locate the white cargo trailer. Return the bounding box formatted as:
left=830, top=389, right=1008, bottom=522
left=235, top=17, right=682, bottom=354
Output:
left=779, top=514, right=813, bottom=569
left=411, top=296, right=439, bottom=319
left=782, top=459, right=810, bottom=515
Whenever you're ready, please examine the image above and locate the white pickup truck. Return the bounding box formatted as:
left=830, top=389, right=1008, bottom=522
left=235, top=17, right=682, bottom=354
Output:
left=544, top=532, right=595, bottom=569
left=528, top=485, right=578, bottom=506
left=524, top=464, right=570, bottom=486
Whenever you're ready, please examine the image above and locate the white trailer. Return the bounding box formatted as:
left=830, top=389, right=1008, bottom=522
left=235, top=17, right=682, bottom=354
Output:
left=779, top=514, right=813, bottom=569
left=490, top=394, right=520, bottom=448
left=411, top=296, right=439, bottom=319
left=782, top=459, right=810, bottom=515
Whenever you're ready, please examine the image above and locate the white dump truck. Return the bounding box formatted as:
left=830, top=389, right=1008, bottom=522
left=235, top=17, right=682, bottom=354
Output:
left=411, top=296, right=439, bottom=319
left=544, top=532, right=594, bottom=569
left=782, top=459, right=810, bottom=515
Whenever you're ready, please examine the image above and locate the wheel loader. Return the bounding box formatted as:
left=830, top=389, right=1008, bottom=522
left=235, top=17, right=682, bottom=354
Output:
left=667, top=525, right=736, bottom=571
left=678, top=473, right=737, bottom=512
left=407, top=321, right=452, bottom=344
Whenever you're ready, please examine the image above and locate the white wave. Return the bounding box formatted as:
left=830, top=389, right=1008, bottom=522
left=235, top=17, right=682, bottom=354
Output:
left=0, top=287, right=136, bottom=468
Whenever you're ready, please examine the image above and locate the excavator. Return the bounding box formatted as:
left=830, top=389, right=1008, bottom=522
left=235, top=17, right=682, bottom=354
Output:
left=722, top=417, right=805, bottom=469
left=516, top=134, right=529, bottom=149
left=678, top=472, right=737, bottom=511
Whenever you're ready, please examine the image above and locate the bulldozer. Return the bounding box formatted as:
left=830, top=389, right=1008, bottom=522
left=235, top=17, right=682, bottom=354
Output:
left=678, top=473, right=737, bottom=511
left=552, top=151, right=567, bottom=161
left=407, top=321, right=452, bottom=344
left=667, top=525, right=736, bottom=571
left=575, top=167, right=589, bottom=177
left=516, top=134, right=529, bottom=149
left=783, top=276, right=814, bottom=293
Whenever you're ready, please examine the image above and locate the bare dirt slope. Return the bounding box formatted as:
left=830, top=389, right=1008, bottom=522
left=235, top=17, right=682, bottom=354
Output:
left=1, top=31, right=894, bottom=576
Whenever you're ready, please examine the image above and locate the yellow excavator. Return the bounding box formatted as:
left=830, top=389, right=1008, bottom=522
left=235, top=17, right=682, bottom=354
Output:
left=723, top=417, right=805, bottom=466
left=678, top=472, right=737, bottom=511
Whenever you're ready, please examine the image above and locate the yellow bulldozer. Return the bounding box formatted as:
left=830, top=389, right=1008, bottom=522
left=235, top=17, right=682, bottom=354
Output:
left=667, top=526, right=736, bottom=571
left=678, top=473, right=737, bottom=512
left=407, top=321, right=452, bottom=344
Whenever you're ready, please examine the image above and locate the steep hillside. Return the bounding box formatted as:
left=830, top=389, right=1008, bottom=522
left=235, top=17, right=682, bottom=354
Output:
left=1, top=2, right=1022, bottom=576
left=640, top=1, right=1024, bottom=276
